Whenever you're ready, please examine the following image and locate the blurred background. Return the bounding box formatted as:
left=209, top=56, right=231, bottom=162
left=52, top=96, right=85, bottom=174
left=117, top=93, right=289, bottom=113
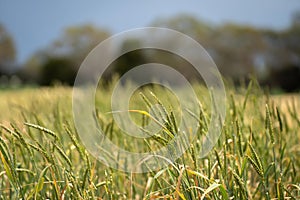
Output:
left=0, top=0, right=300, bottom=92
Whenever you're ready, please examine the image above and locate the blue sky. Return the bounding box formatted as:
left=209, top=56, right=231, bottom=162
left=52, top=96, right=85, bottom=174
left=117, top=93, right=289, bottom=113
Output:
left=0, top=0, right=300, bottom=64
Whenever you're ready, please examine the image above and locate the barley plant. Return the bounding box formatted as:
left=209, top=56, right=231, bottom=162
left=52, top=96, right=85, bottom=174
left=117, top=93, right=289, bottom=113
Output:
left=0, top=79, right=299, bottom=199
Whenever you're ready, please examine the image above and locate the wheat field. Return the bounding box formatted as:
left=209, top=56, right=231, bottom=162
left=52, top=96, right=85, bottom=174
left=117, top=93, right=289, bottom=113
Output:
left=0, top=80, right=299, bottom=199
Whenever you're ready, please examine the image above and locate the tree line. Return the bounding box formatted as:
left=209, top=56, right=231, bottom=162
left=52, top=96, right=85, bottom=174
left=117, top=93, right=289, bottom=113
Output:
left=0, top=14, right=300, bottom=92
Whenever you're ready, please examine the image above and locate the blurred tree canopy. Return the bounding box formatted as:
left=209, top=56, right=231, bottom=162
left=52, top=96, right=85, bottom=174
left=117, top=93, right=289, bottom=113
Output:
left=2, top=14, right=299, bottom=92
left=47, top=25, right=110, bottom=64
left=113, top=39, right=147, bottom=77
left=151, top=14, right=300, bottom=91
left=19, top=25, right=110, bottom=85
left=0, top=24, right=16, bottom=74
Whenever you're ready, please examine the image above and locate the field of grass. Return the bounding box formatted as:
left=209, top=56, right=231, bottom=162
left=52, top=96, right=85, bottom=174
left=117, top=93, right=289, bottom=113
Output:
left=0, top=80, right=299, bottom=199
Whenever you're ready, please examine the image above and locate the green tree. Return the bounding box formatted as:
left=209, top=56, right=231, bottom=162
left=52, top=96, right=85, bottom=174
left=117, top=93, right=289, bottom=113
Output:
left=211, top=24, right=266, bottom=79
left=22, top=25, right=110, bottom=85
left=0, top=24, right=16, bottom=73
left=151, top=15, right=265, bottom=80
left=113, top=39, right=146, bottom=76
left=151, top=14, right=213, bottom=43
left=48, top=24, right=110, bottom=64
left=39, top=57, right=76, bottom=86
